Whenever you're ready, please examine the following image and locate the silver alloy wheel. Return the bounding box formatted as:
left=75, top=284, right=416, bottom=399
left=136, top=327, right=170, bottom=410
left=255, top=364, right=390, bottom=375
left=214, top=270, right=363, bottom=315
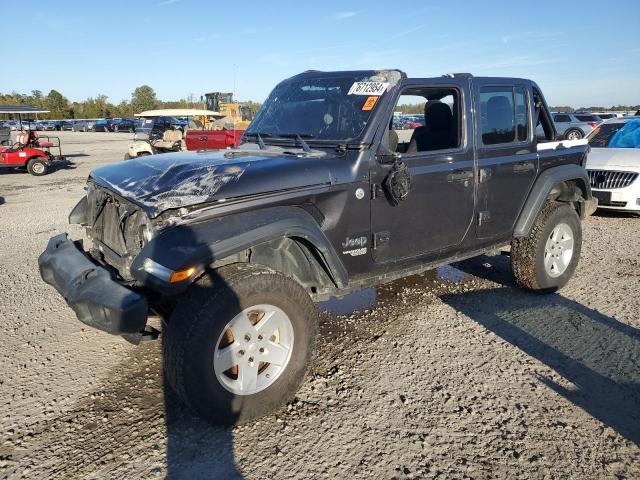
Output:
left=213, top=304, right=294, bottom=396
left=544, top=222, right=574, bottom=278
left=566, top=130, right=581, bottom=140
left=31, top=161, right=45, bottom=174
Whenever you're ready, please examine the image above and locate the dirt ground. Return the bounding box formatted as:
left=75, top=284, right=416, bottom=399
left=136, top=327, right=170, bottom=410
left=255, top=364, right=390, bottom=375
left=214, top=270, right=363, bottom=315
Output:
left=1, top=131, right=639, bottom=479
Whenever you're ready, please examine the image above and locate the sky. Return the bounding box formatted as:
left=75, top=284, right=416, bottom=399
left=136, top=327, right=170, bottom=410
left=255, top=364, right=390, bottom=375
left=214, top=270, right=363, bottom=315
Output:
left=1, top=0, right=638, bottom=107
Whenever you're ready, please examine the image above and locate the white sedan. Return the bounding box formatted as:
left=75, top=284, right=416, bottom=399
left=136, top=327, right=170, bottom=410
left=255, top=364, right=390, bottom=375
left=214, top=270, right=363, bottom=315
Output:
left=586, top=117, right=640, bottom=214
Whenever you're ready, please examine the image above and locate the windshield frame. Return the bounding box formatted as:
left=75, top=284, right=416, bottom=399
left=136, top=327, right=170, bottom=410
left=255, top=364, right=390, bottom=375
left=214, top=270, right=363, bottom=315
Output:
left=244, top=70, right=403, bottom=147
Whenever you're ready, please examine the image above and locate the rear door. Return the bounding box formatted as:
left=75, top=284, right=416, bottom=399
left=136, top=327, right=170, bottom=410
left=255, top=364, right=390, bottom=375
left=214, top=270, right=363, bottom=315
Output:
left=474, top=81, right=538, bottom=239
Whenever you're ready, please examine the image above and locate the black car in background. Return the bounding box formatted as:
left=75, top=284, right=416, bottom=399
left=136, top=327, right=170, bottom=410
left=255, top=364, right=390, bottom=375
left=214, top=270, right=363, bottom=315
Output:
left=60, top=120, right=74, bottom=131
left=112, top=118, right=137, bottom=132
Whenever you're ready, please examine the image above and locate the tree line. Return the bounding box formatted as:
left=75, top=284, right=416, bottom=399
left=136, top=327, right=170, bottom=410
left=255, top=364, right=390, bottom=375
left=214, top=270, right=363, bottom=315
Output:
left=0, top=86, right=262, bottom=119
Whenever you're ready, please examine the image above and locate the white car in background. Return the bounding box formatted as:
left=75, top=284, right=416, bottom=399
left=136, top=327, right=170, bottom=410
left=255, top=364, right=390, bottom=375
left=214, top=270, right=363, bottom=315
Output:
left=586, top=117, right=640, bottom=214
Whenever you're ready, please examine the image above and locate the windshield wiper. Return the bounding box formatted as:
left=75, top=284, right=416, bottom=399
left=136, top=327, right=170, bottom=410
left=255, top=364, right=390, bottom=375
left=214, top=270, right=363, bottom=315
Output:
left=244, top=132, right=272, bottom=150
left=278, top=133, right=314, bottom=153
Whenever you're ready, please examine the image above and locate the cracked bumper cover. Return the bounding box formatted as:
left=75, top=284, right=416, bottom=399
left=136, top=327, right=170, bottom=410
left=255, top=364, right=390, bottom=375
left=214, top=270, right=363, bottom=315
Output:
left=38, top=233, right=148, bottom=335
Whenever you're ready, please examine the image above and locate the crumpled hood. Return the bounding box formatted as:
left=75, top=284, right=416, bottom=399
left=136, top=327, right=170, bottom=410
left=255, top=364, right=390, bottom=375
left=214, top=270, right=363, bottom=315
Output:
left=587, top=147, right=640, bottom=170
left=90, top=150, right=333, bottom=217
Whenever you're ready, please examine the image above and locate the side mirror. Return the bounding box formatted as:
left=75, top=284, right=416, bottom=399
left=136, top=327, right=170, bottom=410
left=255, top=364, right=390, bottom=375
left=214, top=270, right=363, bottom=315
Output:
left=377, top=149, right=401, bottom=165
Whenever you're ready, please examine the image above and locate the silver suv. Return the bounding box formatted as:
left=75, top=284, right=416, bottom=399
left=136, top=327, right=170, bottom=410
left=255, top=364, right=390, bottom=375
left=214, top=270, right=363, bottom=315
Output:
left=544, top=113, right=601, bottom=140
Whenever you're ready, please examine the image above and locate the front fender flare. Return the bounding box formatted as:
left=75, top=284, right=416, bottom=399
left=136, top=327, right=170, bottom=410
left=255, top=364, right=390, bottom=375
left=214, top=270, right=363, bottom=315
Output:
left=131, top=206, right=347, bottom=294
left=514, top=164, right=592, bottom=237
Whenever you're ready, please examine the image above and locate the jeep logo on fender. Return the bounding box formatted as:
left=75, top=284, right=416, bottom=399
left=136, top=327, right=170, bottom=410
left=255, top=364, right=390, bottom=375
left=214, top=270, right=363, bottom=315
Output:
left=342, top=235, right=368, bottom=256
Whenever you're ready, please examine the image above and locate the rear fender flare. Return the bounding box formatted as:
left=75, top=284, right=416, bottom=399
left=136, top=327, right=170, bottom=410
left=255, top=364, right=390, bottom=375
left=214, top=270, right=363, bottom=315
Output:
left=131, top=206, right=347, bottom=294
left=514, top=164, right=592, bottom=237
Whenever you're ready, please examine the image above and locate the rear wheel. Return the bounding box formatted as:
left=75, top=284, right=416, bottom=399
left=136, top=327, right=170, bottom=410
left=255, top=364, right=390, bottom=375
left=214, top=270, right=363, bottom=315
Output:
left=564, top=129, right=583, bottom=140
left=511, top=201, right=582, bottom=293
left=163, top=263, right=318, bottom=425
left=26, top=157, right=48, bottom=176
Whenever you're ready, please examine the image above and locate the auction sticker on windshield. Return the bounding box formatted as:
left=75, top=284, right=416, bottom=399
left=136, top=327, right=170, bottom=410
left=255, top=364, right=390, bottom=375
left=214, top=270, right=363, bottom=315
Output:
left=362, top=96, right=379, bottom=111
left=348, top=82, right=389, bottom=96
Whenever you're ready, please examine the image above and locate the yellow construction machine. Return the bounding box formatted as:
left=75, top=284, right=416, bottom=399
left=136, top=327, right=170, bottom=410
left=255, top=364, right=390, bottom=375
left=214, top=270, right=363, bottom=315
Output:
left=192, top=92, right=253, bottom=130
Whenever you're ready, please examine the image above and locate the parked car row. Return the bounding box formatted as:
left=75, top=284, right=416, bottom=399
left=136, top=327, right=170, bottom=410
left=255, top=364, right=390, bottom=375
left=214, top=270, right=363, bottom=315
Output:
left=71, top=118, right=140, bottom=132
left=0, top=118, right=140, bottom=132
left=392, top=114, right=425, bottom=130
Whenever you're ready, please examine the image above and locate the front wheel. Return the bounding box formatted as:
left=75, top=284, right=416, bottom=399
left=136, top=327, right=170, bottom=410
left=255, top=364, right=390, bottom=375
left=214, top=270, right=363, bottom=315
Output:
left=163, top=263, right=318, bottom=425
left=26, top=157, right=48, bottom=176
left=511, top=202, right=582, bottom=293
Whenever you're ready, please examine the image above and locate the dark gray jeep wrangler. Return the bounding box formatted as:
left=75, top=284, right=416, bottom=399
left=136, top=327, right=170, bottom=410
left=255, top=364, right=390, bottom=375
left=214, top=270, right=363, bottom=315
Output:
left=39, top=70, right=596, bottom=424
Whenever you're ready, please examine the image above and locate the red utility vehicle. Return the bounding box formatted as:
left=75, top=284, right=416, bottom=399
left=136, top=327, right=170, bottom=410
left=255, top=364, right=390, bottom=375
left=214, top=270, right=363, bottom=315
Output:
left=0, top=107, right=64, bottom=176
left=184, top=128, right=245, bottom=150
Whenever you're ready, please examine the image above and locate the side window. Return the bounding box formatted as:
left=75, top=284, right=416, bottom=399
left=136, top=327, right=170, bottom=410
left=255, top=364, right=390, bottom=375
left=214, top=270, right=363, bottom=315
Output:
left=554, top=114, right=570, bottom=122
left=480, top=86, right=530, bottom=145
left=515, top=88, right=529, bottom=142
left=389, top=87, right=461, bottom=154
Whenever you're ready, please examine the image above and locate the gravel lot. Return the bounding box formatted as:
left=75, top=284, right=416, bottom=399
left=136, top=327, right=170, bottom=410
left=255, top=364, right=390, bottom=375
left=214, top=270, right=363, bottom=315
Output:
left=1, top=131, right=639, bottom=479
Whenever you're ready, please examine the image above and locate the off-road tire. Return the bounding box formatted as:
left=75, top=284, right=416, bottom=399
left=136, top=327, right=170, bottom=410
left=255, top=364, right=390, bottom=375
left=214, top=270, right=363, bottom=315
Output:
left=564, top=129, right=583, bottom=140
left=511, top=201, right=581, bottom=293
left=26, top=158, right=48, bottom=176
left=163, top=263, right=318, bottom=425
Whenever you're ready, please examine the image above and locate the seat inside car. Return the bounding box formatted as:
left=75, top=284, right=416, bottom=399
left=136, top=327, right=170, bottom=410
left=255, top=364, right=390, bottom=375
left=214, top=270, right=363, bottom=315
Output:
left=482, top=96, right=514, bottom=144
left=407, top=101, right=455, bottom=153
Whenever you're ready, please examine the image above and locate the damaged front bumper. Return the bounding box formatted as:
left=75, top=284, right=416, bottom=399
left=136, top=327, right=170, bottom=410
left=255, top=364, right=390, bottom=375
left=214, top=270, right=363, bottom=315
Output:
left=38, top=233, right=148, bottom=336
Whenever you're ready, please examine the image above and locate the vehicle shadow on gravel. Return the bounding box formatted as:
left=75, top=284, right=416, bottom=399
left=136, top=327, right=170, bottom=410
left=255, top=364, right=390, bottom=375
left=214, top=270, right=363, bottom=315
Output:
left=161, top=269, right=244, bottom=479
left=162, top=376, right=243, bottom=479
left=445, top=256, right=640, bottom=444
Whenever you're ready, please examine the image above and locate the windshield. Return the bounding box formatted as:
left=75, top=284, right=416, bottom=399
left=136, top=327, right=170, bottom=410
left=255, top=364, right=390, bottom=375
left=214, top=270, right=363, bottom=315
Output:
left=588, top=120, right=640, bottom=148
left=246, top=75, right=389, bottom=142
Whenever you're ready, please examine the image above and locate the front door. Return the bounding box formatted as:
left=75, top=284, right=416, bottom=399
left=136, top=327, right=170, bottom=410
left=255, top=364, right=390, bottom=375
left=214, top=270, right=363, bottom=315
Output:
left=371, top=78, right=476, bottom=264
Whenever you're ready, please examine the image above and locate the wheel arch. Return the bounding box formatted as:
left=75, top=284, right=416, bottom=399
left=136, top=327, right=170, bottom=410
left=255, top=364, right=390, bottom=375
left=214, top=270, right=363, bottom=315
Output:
left=514, top=164, right=592, bottom=237
left=132, top=206, right=348, bottom=296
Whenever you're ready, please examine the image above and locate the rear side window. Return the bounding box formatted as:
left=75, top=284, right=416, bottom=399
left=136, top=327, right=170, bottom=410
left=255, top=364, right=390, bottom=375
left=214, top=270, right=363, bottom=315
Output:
left=575, top=114, right=598, bottom=122
left=554, top=114, right=571, bottom=122
left=480, top=86, right=529, bottom=145
left=515, top=88, right=528, bottom=141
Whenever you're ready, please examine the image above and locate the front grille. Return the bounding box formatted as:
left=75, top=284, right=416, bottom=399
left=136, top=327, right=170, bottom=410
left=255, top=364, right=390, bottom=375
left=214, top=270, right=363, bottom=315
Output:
left=86, top=183, right=147, bottom=259
left=587, top=170, right=638, bottom=190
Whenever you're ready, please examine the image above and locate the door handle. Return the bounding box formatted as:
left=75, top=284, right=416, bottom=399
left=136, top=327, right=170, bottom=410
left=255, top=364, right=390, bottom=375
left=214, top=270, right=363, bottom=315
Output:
left=513, top=161, right=534, bottom=173
left=199, top=136, right=208, bottom=142
left=447, top=170, right=473, bottom=182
